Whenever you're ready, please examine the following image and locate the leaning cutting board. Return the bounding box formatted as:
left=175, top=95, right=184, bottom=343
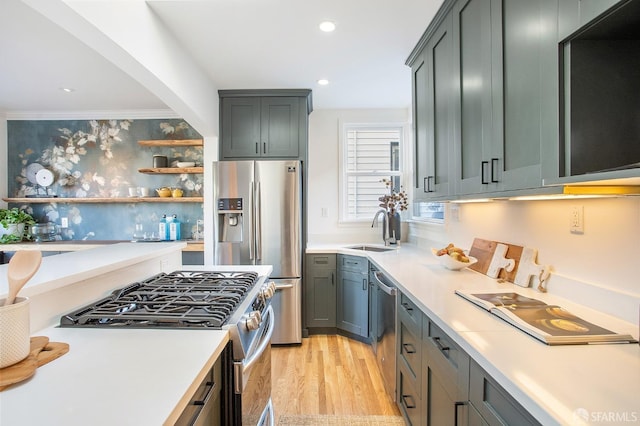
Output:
left=468, top=238, right=523, bottom=282
left=0, top=336, right=69, bottom=391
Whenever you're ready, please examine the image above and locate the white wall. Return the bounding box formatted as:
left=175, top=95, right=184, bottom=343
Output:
left=409, top=198, right=640, bottom=322
left=307, top=108, right=411, bottom=244
left=308, top=108, right=640, bottom=323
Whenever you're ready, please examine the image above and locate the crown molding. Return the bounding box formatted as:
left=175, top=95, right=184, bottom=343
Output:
left=3, top=109, right=180, bottom=120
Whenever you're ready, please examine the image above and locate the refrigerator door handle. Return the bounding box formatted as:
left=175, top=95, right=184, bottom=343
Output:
left=249, top=181, right=255, bottom=261
left=256, top=181, right=262, bottom=261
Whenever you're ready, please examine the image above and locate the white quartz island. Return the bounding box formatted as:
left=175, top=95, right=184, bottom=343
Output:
left=308, top=243, right=640, bottom=426
left=0, top=243, right=270, bottom=425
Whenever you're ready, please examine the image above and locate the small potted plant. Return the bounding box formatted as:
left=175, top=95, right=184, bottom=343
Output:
left=0, top=208, right=36, bottom=243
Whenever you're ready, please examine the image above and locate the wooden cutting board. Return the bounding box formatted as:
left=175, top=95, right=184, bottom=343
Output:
left=0, top=336, right=69, bottom=391
left=468, top=238, right=523, bottom=282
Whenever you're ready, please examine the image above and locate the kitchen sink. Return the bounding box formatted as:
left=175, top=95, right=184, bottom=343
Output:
left=346, top=245, right=396, bottom=252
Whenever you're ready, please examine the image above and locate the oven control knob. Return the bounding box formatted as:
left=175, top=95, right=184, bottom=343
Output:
left=260, top=282, right=277, bottom=300
left=244, top=310, right=262, bottom=331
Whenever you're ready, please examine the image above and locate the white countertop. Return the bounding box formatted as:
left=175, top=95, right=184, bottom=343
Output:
left=0, top=246, right=273, bottom=425
left=307, top=243, right=640, bottom=426
left=0, top=242, right=187, bottom=299
left=0, top=326, right=229, bottom=426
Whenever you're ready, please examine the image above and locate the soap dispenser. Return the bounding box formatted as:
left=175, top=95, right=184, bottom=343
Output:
left=168, top=214, right=181, bottom=241
left=159, top=214, right=168, bottom=241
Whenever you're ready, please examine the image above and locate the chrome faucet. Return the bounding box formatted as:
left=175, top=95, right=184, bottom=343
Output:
left=372, top=209, right=394, bottom=246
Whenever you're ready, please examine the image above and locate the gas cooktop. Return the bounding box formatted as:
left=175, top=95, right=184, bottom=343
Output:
left=60, top=271, right=261, bottom=329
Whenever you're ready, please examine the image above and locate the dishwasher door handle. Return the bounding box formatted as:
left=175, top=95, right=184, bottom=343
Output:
left=373, top=271, right=396, bottom=296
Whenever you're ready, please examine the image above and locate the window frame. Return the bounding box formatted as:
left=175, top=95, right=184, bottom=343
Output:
left=338, top=122, right=409, bottom=224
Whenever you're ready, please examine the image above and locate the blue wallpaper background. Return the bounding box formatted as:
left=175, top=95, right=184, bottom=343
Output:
left=7, top=119, right=205, bottom=241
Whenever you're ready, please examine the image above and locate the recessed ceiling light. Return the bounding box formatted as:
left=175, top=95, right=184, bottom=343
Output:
left=319, top=21, right=336, bottom=32
left=317, top=79, right=330, bottom=86
left=59, top=87, right=75, bottom=93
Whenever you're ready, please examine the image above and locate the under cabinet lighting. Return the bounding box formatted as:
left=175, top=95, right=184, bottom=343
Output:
left=449, top=198, right=493, bottom=204
left=59, top=87, right=75, bottom=93
left=317, top=79, right=329, bottom=86
left=319, top=21, right=336, bottom=32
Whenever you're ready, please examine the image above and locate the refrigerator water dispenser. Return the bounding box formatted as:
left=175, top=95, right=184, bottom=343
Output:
left=218, top=198, right=243, bottom=243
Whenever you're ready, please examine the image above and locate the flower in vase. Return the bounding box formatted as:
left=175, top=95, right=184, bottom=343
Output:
left=378, top=178, right=408, bottom=215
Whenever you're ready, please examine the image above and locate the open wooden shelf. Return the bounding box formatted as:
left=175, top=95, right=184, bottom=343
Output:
left=137, top=139, right=203, bottom=147
left=3, top=197, right=203, bottom=204
left=138, top=167, right=203, bottom=174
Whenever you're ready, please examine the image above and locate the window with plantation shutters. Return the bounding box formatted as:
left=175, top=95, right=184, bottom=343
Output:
left=342, top=126, right=403, bottom=221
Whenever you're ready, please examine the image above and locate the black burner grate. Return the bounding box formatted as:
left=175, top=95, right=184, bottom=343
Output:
left=60, top=271, right=260, bottom=328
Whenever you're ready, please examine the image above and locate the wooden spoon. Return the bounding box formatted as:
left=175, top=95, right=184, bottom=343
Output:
left=4, top=250, right=42, bottom=306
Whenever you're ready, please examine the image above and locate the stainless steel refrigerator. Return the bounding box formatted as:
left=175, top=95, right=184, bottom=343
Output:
left=213, top=160, right=302, bottom=344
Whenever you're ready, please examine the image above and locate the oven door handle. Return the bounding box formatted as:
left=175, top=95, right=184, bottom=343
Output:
left=242, top=304, right=274, bottom=373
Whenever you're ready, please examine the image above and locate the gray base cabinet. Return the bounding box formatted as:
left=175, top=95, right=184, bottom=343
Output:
left=423, top=318, right=470, bottom=425
left=397, top=293, right=423, bottom=424
left=396, top=290, right=539, bottom=425
left=337, top=255, right=369, bottom=338
left=304, top=254, right=337, bottom=328
left=469, top=360, right=541, bottom=426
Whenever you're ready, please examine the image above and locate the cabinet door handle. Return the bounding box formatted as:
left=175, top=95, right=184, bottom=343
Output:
left=455, top=401, right=466, bottom=425
left=255, top=142, right=259, bottom=154
left=433, top=336, right=450, bottom=353
left=402, top=343, right=416, bottom=354
left=402, top=394, right=417, bottom=409
left=401, top=302, right=413, bottom=313
left=263, top=142, right=267, bottom=154
left=491, top=158, right=499, bottom=183
left=363, top=278, right=368, bottom=291
left=331, top=271, right=335, bottom=286
left=424, top=176, right=434, bottom=193
left=481, top=161, right=489, bottom=184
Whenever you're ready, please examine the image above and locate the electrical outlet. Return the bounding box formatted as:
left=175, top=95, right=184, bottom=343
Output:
left=570, top=205, right=584, bottom=234
left=60, top=217, right=69, bottom=228
left=160, top=259, right=170, bottom=272
left=321, top=207, right=328, bottom=218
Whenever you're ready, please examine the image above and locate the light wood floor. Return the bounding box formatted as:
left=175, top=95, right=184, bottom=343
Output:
left=271, top=335, right=401, bottom=422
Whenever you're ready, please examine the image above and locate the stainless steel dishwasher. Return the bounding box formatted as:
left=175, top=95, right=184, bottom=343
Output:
left=370, top=266, right=397, bottom=402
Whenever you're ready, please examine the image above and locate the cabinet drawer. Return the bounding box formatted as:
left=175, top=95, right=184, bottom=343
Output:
left=398, top=359, right=423, bottom=426
left=398, top=292, right=421, bottom=330
left=175, top=355, right=222, bottom=426
left=399, top=318, right=422, bottom=390
left=469, top=360, right=540, bottom=426
left=339, top=254, right=368, bottom=273
left=424, top=319, right=469, bottom=401
left=307, top=254, right=336, bottom=269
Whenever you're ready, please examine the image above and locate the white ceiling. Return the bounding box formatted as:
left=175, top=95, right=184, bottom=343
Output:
left=0, top=0, right=443, bottom=114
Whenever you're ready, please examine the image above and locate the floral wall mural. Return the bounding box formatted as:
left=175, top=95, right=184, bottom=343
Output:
left=7, top=119, right=204, bottom=242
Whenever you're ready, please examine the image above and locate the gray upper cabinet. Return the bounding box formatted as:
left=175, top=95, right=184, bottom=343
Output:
left=452, top=0, right=498, bottom=196
left=219, top=90, right=312, bottom=160
left=493, top=0, right=559, bottom=192
left=412, top=14, right=454, bottom=201
left=558, top=0, right=623, bottom=40
left=220, top=97, right=261, bottom=158
left=408, top=0, right=562, bottom=199
left=549, top=0, right=640, bottom=185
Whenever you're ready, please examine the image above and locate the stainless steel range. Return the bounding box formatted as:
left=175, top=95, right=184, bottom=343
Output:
left=59, top=270, right=276, bottom=425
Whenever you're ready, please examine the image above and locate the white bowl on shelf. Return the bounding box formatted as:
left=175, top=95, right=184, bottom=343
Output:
left=176, top=162, right=195, bottom=168
left=431, top=248, right=477, bottom=271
